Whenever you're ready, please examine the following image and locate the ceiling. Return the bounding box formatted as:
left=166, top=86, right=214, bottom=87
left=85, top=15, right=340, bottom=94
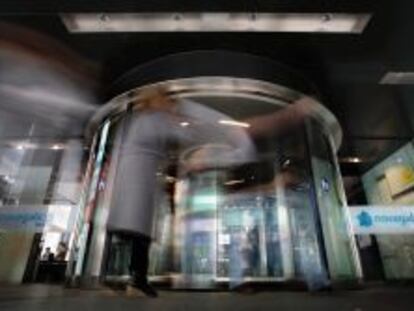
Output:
left=0, top=1, right=414, bottom=176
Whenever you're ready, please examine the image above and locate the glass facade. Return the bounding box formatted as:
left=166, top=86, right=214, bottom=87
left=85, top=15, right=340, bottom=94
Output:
left=308, top=122, right=361, bottom=281
left=0, top=138, right=85, bottom=284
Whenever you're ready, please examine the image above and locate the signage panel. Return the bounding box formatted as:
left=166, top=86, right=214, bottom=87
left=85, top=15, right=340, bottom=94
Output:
left=349, top=206, right=414, bottom=234
left=0, top=205, right=74, bottom=232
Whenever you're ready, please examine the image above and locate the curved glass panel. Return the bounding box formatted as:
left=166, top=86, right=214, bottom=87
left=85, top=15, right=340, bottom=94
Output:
left=71, top=84, right=359, bottom=289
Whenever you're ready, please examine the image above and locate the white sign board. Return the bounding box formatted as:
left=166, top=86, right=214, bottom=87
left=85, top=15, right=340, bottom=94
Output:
left=0, top=205, right=74, bottom=232
left=349, top=206, right=414, bottom=234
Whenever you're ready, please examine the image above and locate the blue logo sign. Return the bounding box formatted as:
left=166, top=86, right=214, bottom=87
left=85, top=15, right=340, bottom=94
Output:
left=350, top=206, right=414, bottom=234
left=357, top=211, right=373, bottom=228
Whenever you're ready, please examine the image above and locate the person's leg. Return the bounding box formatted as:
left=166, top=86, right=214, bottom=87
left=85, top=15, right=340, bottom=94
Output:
left=129, top=234, right=158, bottom=297
left=130, top=235, right=150, bottom=283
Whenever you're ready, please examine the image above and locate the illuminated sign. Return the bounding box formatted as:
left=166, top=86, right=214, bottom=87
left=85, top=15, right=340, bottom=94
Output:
left=349, top=206, right=414, bottom=234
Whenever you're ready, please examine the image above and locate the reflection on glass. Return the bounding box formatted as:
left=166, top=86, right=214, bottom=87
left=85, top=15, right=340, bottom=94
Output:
left=76, top=88, right=359, bottom=289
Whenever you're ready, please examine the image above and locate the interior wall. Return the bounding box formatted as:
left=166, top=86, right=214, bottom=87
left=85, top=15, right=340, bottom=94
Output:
left=362, top=141, right=414, bottom=279
left=0, top=231, right=34, bottom=284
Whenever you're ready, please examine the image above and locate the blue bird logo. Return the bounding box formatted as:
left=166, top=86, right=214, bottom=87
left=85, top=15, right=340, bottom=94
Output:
left=357, top=211, right=373, bottom=227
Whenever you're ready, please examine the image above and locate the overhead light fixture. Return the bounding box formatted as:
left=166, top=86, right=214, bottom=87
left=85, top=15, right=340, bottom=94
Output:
left=180, top=121, right=190, bottom=127
left=341, top=157, right=362, bottom=163
left=224, top=179, right=245, bottom=186
left=52, top=144, right=63, bottom=150
left=219, top=119, right=250, bottom=128
left=61, top=13, right=372, bottom=33
left=380, top=72, right=414, bottom=84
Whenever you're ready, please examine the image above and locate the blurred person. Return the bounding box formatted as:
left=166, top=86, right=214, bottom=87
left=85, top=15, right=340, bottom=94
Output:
left=107, top=88, right=172, bottom=297
left=242, top=161, right=330, bottom=292
left=225, top=162, right=330, bottom=293
left=281, top=164, right=331, bottom=292
left=108, top=86, right=257, bottom=297
left=239, top=214, right=260, bottom=277
left=55, top=242, right=68, bottom=261
left=108, top=83, right=320, bottom=296
left=243, top=96, right=319, bottom=139
left=40, top=247, right=56, bottom=283
left=184, top=98, right=323, bottom=292
left=244, top=223, right=260, bottom=276
left=0, top=22, right=98, bottom=138
left=41, top=247, right=54, bottom=261
left=229, top=213, right=261, bottom=292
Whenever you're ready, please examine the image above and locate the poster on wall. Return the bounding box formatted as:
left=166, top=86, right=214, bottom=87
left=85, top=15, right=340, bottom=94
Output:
left=385, top=165, right=414, bottom=197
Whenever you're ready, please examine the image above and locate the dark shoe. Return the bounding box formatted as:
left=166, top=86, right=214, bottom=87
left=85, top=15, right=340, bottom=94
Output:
left=130, top=281, right=158, bottom=298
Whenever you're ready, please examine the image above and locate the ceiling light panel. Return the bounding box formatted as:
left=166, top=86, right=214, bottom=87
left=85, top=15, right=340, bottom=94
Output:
left=61, top=13, right=372, bottom=33
left=380, top=72, right=414, bottom=84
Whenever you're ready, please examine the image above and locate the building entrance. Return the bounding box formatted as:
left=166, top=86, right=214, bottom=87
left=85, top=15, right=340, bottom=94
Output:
left=67, top=52, right=361, bottom=290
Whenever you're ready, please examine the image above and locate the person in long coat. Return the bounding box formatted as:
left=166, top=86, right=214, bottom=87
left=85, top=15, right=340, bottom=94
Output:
left=107, top=86, right=257, bottom=296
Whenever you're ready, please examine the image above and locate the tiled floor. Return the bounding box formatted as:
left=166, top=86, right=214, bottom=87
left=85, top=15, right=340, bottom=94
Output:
left=0, top=285, right=413, bottom=311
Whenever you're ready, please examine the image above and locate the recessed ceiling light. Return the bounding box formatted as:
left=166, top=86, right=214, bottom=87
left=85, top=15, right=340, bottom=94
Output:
left=15, top=143, right=37, bottom=150
left=61, top=12, right=372, bottom=33
left=180, top=121, right=190, bottom=127
left=341, top=157, right=362, bottom=163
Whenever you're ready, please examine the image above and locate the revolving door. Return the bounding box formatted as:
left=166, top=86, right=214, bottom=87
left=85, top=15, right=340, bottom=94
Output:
left=67, top=52, right=361, bottom=289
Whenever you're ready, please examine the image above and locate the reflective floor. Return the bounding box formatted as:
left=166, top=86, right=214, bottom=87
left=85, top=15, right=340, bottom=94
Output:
left=0, top=285, right=413, bottom=311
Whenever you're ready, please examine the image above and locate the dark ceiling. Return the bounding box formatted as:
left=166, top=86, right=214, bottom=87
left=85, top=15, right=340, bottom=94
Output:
left=1, top=1, right=414, bottom=176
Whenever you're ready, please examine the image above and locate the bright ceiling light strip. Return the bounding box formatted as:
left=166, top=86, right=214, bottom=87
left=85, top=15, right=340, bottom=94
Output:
left=61, top=13, right=372, bottom=33
left=341, top=157, right=362, bottom=163
left=219, top=119, right=250, bottom=128
left=380, top=72, right=414, bottom=85
left=224, top=179, right=245, bottom=186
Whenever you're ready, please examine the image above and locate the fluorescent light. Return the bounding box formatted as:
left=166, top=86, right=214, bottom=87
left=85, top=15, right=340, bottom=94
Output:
left=224, top=179, right=245, bottom=186
left=380, top=72, right=414, bottom=84
left=61, top=13, right=371, bottom=33
left=180, top=121, right=190, bottom=127
left=52, top=144, right=63, bottom=150
left=341, top=157, right=362, bottom=163
left=219, top=119, right=250, bottom=128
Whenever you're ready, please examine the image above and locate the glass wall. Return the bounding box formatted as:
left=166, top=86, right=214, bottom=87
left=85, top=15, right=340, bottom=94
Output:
left=0, top=136, right=85, bottom=284
left=308, top=121, right=361, bottom=281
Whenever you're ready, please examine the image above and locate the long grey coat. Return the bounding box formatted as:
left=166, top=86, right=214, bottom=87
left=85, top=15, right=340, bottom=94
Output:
left=107, top=100, right=256, bottom=237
